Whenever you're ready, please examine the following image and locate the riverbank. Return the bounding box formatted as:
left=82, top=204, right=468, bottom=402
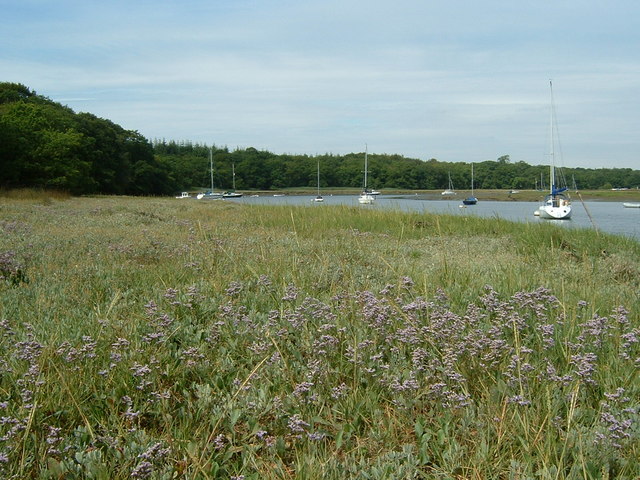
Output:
left=0, top=196, right=638, bottom=478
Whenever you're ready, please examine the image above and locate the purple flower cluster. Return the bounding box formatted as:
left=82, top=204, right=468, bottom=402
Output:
left=0, top=274, right=636, bottom=476
left=0, top=251, right=28, bottom=286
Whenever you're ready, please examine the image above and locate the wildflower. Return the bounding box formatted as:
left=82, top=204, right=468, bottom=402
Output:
left=144, top=301, right=158, bottom=316
left=139, top=442, right=171, bottom=462
left=390, top=377, right=420, bottom=392
left=149, top=391, right=171, bottom=401
left=610, top=305, right=629, bottom=325
left=80, top=336, right=97, bottom=358
left=537, top=323, right=555, bottom=348
left=507, top=395, right=531, bottom=406
left=213, top=434, right=226, bottom=450
left=131, top=460, right=153, bottom=479
left=225, top=281, right=244, bottom=297
left=0, top=251, right=27, bottom=285
left=130, top=363, right=152, bottom=377
left=331, top=383, right=349, bottom=399
left=287, top=414, right=310, bottom=434
left=257, top=274, right=272, bottom=287
left=282, top=284, right=300, bottom=301
left=45, top=425, right=63, bottom=455
left=379, top=284, right=395, bottom=295
left=163, top=288, right=178, bottom=300
left=180, top=347, right=205, bottom=367
left=579, top=313, right=611, bottom=348
left=292, top=382, right=315, bottom=403
left=570, top=353, right=598, bottom=385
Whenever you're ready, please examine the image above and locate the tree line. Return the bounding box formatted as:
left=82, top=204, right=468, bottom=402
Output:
left=2, top=82, right=639, bottom=195
left=0, top=83, right=171, bottom=195
left=154, top=141, right=640, bottom=193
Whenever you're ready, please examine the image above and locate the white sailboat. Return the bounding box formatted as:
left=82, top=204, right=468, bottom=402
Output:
left=358, top=145, right=375, bottom=204
left=312, top=159, right=324, bottom=202
left=197, top=147, right=223, bottom=200
left=442, top=172, right=456, bottom=196
left=536, top=81, right=572, bottom=220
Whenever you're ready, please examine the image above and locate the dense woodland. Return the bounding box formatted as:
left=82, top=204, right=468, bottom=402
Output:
left=2, top=82, right=639, bottom=195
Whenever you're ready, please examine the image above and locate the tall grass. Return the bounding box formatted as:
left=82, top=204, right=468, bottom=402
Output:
left=0, top=196, right=638, bottom=478
left=0, top=187, right=71, bottom=202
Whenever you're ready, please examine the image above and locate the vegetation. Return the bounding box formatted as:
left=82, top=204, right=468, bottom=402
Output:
left=0, top=194, right=638, bottom=478
left=2, top=82, right=640, bottom=197
left=155, top=142, right=640, bottom=194
left=0, top=83, right=171, bottom=195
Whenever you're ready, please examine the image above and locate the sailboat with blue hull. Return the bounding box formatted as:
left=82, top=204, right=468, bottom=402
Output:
left=462, top=163, right=477, bottom=205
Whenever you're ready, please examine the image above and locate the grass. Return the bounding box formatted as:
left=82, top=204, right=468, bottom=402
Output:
left=0, top=195, right=638, bottom=479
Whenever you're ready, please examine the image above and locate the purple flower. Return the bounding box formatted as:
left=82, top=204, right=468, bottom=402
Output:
left=507, top=395, right=531, bottom=406
left=570, top=353, right=598, bottom=385
left=331, top=383, right=349, bottom=399
left=225, top=281, right=244, bottom=297
left=287, top=414, right=310, bottom=433
left=257, top=274, right=272, bottom=287
left=131, top=460, right=153, bottom=479
left=282, top=284, right=300, bottom=301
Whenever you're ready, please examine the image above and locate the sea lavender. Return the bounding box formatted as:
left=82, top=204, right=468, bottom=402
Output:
left=45, top=425, right=63, bottom=456
left=287, top=414, right=310, bottom=434
left=0, top=251, right=27, bottom=285
left=570, top=352, right=599, bottom=385
left=282, top=284, right=300, bottom=301
left=225, top=281, right=244, bottom=297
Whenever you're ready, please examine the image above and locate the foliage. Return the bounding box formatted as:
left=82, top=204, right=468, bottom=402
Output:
left=154, top=142, right=640, bottom=194
left=0, top=83, right=171, bottom=195
left=2, top=82, right=640, bottom=197
left=0, top=196, right=638, bottom=478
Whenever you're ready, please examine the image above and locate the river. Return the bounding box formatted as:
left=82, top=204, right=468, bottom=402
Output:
left=225, top=194, right=640, bottom=241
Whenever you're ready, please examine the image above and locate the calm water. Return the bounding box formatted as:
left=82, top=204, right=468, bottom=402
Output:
left=226, top=194, right=640, bottom=240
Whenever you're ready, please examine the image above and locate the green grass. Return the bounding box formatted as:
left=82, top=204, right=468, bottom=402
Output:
left=0, top=196, right=638, bottom=478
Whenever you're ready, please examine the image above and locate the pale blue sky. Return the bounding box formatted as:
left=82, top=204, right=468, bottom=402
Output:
left=2, top=0, right=639, bottom=168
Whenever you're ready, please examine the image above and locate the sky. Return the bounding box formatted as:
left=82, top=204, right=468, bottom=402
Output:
left=2, top=0, right=639, bottom=169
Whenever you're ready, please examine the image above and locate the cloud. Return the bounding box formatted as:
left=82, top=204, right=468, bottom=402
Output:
left=2, top=0, right=639, bottom=168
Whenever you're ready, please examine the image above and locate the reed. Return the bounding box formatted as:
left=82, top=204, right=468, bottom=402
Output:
left=0, top=196, right=638, bottom=478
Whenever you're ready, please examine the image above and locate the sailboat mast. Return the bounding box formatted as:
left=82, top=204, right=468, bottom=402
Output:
left=364, top=144, right=368, bottom=190
left=232, top=163, right=236, bottom=190
left=471, top=163, right=474, bottom=195
left=317, top=159, right=320, bottom=196
left=209, top=147, right=214, bottom=191
left=549, top=80, right=555, bottom=194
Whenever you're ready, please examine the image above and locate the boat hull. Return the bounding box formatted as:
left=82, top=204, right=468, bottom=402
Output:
left=538, top=205, right=572, bottom=219
left=358, top=193, right=375, bottom=204
left=623, top=202, right=640, bottom=208
left=197, top=192, right=223, bottom=200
